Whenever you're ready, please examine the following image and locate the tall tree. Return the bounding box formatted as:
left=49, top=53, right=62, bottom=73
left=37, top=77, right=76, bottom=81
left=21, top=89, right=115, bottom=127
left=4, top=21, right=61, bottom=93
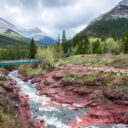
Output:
left=62, top=30, right=66, bottom=43
left=110, top=29, right=117, bottom=41
left=73, top=35, right=79, bottom=47
left=123, top=37, right=128, bottom=54
left=93, top=40, right=102, bottom=54
left=76, top=35, right=90, bottom=54
left=0, top=48, right=8, bottom=60
left=122, top=30, right=128, bottom=54
left=15, top=42, right=20, bottom=59
left=105, top=38, right=117, bottom=54
left=29, top=38, right=37, bottom=59
left=58, top=33, right=60, bottom=43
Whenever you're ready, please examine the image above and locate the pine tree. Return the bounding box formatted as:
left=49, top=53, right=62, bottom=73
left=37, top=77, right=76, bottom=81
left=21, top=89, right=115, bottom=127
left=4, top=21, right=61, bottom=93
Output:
left=123, top=37, right=128, bottom=54
left=73, top=35, right=79, bottom=47
left=122, top=30, right=128, bottom=54
left=76, top=35, right=90, bottom=54
left=93, top=40, right=102, bottom=54
left=29, top=38, right=37, bottom=59
left=110, top=29, right=117, bottom=41
left=0, top=48, right=8, bottom=60
left=58, top=33, right=60, bottom=43
left=62, top=30, right=66, bottom=43
left=15, top=42, right=20, bottom=59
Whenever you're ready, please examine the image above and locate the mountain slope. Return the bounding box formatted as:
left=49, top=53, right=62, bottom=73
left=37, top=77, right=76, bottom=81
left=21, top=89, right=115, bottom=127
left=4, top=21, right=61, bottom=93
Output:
left=0, top=18, right=56, bottom=46
left=80, top=0, right=128, bottom=37
left=0, top=34, right=29, bottom=47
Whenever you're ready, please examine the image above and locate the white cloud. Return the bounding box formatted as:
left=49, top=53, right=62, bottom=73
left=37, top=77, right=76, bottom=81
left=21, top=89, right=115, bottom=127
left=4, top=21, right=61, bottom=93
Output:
left=0, top=0, right=121, bottom=39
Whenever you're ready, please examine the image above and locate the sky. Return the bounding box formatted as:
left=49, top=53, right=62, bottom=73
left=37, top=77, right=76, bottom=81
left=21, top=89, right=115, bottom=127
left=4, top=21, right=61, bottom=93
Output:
left=0, top=0, right=121, bottom=39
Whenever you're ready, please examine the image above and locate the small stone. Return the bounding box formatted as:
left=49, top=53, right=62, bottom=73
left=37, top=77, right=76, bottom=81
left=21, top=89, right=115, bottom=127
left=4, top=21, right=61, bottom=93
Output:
left=40, top=120, right=44, bottom=123
left=47, top=125, right=56, bottom=128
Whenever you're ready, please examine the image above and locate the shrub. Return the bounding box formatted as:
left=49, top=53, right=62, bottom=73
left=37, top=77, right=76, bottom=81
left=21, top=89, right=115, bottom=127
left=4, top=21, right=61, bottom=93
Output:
left=63, top=74, right=79, bottom=82
left=114, top=49, right=120, bottom=55
left=84, top=73, right=97, bottom=82
left=36, top=47, right=55, bottom=69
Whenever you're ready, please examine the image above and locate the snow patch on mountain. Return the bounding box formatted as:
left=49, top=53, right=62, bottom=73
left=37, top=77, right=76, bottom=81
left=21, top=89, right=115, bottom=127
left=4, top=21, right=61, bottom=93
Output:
left=0, top=17, right=54, bottom=42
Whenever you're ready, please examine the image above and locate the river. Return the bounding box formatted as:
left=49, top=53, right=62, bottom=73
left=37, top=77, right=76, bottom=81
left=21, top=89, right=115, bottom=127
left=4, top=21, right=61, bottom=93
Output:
left=9, top=70, right=127, bottom=128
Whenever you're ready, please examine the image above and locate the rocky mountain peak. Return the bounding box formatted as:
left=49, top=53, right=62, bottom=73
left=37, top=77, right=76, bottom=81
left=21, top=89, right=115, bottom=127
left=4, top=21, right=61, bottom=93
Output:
left=106, top=0, right=128, bottom=19
left=0, top=17, right=56, bottom=45
left=80, top=0, right=128, bottom=37
left=119, top=0, right=128, bottom=6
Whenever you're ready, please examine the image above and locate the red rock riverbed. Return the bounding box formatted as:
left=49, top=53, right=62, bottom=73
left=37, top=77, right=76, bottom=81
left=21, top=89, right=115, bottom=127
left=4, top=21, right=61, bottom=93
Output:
left=9, top=65, right=128, bottom=128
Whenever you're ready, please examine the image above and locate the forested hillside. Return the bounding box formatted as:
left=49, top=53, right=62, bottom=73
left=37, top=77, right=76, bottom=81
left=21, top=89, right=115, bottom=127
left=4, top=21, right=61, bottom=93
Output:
left=81, top=18, right=128, bottom=37
left=0, top=34, right=29, bottom=47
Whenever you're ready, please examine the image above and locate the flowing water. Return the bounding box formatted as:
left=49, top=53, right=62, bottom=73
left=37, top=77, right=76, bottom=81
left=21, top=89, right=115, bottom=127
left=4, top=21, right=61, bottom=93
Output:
left=9, top=70, right=127, bottom=128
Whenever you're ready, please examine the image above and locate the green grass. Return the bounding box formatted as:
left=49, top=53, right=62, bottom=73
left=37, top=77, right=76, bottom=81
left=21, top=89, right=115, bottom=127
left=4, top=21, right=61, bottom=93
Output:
left=63, top=73, right=98, bottom=84
left=63, top=74, right=79, bottom=82
left=63, top=70, right=128, bottom=100
left=59, top=54, right=128, bottom=68
left=84, top=74, right=97, bottom=82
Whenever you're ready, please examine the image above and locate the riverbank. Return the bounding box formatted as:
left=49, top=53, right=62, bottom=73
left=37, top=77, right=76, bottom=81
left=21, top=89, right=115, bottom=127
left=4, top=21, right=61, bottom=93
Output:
left=0, top=68, right=37, bottom=128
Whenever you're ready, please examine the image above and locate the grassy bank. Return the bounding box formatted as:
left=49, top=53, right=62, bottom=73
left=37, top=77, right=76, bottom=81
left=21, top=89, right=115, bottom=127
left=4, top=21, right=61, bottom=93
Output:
left=0, top=70, right=23, bottom=128
left=18, top=54, right=128, bottom=76
left=59, top=54, right=128, bottom=68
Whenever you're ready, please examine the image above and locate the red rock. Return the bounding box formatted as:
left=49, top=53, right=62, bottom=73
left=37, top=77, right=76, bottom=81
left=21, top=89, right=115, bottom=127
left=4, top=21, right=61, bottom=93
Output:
left=0, top=81, right=3, bottom=85
left=36, top=83, right=45, bottom=90
left=31, top=77, right=42, bottom=83
left=43, top=80, right=52, bottom=85
left=113, top=100, right=128, bottom=106
left=24, top=76, right=32, bottom=82
left=39, top=88, right=63, bottom=95
left=68, top=103, right=128, bottom=127
left=2, top=84, right=14, bottom=91
left=52, top=72, right=65, bottom=80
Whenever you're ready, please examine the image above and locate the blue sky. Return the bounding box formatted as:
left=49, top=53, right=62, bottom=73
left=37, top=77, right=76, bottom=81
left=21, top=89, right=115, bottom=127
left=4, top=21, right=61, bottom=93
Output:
left=0, top=0, right=121, bottom=39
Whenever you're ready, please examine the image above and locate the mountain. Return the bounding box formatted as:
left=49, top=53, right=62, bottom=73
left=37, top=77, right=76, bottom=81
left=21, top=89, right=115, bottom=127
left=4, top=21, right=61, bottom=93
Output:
left=80, top=0, right=128, bottom=37
left=0, top=18, right=56, bottom=46
left=0, top=34, right=29, bottom=47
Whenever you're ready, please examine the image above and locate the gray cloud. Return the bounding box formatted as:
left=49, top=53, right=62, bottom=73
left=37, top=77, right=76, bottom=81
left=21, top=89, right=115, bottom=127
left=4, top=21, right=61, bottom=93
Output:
left=0, top=0, right=121, bottom=39
left=3, top=0, right=76, bottom=9
left=41, top=0, right=76, bottom=7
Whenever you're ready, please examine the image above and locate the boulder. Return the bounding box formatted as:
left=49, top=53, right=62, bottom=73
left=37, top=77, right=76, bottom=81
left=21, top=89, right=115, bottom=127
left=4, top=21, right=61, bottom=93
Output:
left=36, top=83, right=45, bottom=90
left=52, top=72, right=65, bottom=80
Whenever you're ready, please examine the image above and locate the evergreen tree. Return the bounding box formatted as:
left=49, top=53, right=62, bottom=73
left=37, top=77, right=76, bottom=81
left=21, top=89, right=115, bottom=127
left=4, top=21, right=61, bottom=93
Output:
left=0, top=48, right=8, bottom=60
left=122, top=30, right=128, bottom=53
left=7, top=47, right=15, bottom=60
left=58, top=33, right=60, bottom=43
left=93, top=40, right=102, bottom=54
left=62, top=30, right=66, bottom=43
left=15, top=42, right=20, bottom=59
left=110, top=29, right=117, bottom=41
left=73, top=35, right=79, bottom=47
left=62, top=30, right=69, bottom=56
left=29, top=38, right=37, bottom=59
left=76, top=35, right=90, bottom=54
left=100, top=35, right=105, bottom=41
left=123, top=37, right=128, bottom=54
